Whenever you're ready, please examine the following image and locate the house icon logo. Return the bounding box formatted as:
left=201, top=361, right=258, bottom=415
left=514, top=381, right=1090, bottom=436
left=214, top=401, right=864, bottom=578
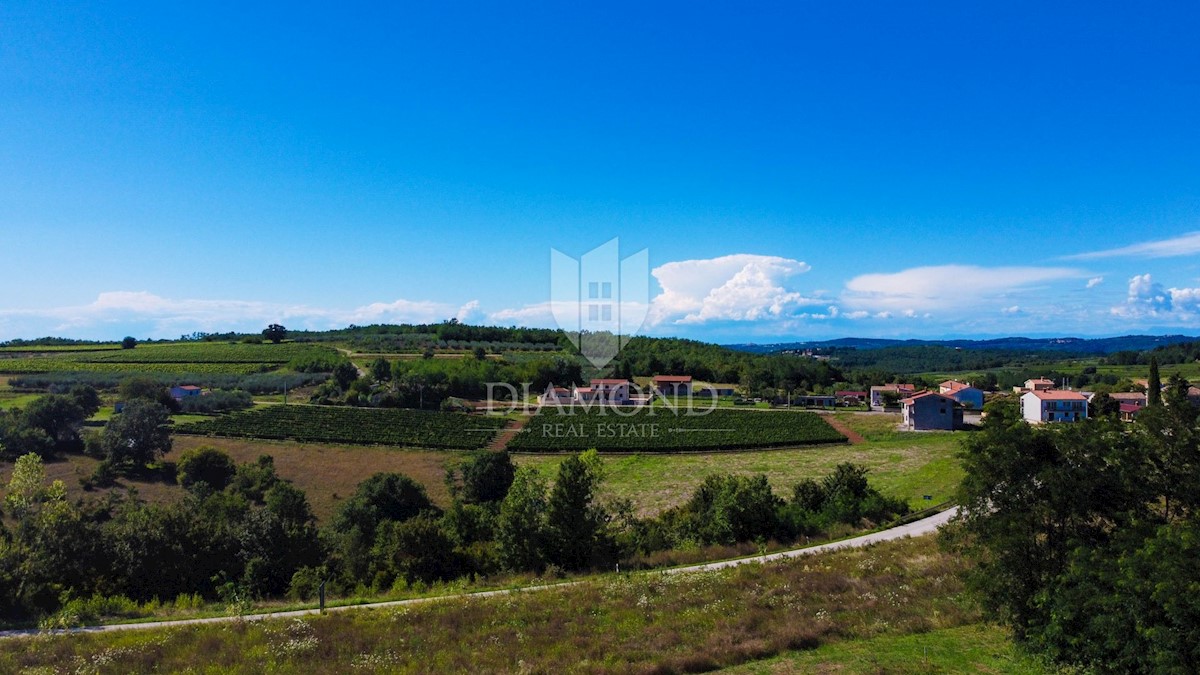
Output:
left=550, top=238, right=650, bottom=367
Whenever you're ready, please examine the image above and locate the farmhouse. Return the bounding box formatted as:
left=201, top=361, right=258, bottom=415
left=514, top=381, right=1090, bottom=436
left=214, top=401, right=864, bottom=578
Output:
left=901, top=391, right=962, bottom=430
left=575, top=378, right=631, bottom=405
left=1021, top=390, right=1088, bottom=424
left=1119, top=403, right=1143, bottom=423
left=652, top=375, right=692, bottom=397
left=938, top=380, right=984, bottom=409
left=870, top=384, right=915, bottom=408
left=170, top=385, right=202, bottom=400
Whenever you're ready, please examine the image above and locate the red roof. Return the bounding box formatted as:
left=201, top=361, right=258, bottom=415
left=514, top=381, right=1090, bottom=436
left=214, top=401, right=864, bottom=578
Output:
left=177, top=385, right=201, bottom=391
left=590, top=379, right=628, bottom=385
left=652, top=375, right=693, bottom=383
left=836, top=390, right=867, bottom=397
left=574, top=387, right=594, bottom=393
left=1119, top=403, right=1142, bottom=413
left=901, top=391, right=955, bottom=405
left=939, top=380, right=975, bottom=392
left=1027, top=390, right=1087, bottom=401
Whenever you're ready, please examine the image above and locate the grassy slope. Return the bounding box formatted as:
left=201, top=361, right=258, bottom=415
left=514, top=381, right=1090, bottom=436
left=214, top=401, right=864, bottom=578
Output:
left=0, top=535, right=1010, bottom=674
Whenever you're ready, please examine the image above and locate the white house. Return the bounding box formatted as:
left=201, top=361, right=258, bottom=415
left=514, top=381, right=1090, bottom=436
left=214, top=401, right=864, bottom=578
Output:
left=938, top=380, right=984, bottom=409
left=1021, top=390, right=1088, bottom=424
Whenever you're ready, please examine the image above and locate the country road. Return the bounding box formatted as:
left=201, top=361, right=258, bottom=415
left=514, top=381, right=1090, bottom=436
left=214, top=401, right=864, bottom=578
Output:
left=0, top=506, right=959, bottom=640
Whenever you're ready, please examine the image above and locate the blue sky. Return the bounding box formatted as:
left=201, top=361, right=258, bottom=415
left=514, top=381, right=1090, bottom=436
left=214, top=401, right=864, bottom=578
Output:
left=2, top=2, right=1199, bottom=342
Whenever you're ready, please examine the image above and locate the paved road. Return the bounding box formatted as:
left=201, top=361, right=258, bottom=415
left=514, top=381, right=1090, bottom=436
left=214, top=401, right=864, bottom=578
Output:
left=0, top=507, right=959, bottom=640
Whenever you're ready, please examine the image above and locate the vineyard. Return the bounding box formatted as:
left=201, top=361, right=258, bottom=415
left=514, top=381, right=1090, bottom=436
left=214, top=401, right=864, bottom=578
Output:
left=175, top=404, right=507, bottom=449
left=0, top=342, right=340, bottom=375
left=0, top=360, right=273, bottom=375
left=506, top=407, right=846, bottom=452
left=75, top=342, right=337, bottom=363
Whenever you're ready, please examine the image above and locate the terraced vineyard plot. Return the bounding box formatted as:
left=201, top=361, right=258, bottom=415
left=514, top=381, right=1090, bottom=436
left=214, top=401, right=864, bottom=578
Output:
left=76, top=342, right=338, bottom=364
left=175, top=405, right=506, bottom=449
left=0, top=360, right=273, bottom=375
left=507, top=407, right=846, bottom=452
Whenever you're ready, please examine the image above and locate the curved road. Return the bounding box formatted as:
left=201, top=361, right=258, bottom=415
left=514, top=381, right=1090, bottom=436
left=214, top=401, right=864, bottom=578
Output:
left=0, top=506, right=959, bottom=640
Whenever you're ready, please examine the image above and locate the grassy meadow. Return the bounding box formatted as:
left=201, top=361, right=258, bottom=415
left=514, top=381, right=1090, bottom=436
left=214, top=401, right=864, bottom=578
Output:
left=0, top=535, right=1011, bottom=674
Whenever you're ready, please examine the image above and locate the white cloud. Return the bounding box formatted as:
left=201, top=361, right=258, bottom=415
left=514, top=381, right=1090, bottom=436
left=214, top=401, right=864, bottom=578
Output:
left=649, top=254, right=818, bottom=325
left=0, top=291, right=476, bottom=339
left=1066, top=231, right=1200, bottom=260
left=1111, top=274, right=1200, bottom=320
left=1001, top=305, right=1021, bottom=314
left=454, top=300, right=482, bottom=323
left=842, top=265, right=1082, bottom=315
left=1086, top=277, right=1104, bottom=289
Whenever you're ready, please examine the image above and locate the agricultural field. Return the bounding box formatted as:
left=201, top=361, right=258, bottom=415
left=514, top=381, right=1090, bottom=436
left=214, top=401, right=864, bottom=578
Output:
left=0, top=360, right=273, bottom=375
left=506, top=407, right=846, bottom=452
left=0, top=341, right=339, bottom=375
left=73, top=342, right=336, bottom=364
left=175, top=404, right=506, bottom=450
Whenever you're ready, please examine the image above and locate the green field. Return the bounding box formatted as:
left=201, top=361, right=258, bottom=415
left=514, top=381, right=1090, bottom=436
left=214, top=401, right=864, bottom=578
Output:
left=516, top=412, right=961, bottom=514
left=507, top=407, right=846, bottom=452
left=175, top=404, right=507, bottom=449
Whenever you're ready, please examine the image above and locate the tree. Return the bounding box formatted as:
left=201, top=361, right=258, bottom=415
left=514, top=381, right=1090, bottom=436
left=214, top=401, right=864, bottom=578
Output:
left=1148, top=356, right=1162, bottom=407
left=545, top=453, right=612, bottom=570
left=19, top=394, right=88, bottom=452
left=121, top=336, right=138, bottom=349
left=332, top=472, right=435, bottom=543
left=119, top=376, right=178, bottom=412
left=101, top=400, right=172, bottom=467
left=369, top=357, right=391, bottom=382
left=177, top=446, right=237, bottom=490
left=473, top=346, right=488, bottom=361
left=332, top=362, right=359, bottom=390
left=452, top=451, right=516, bottom=504
left=263, top=324, right=287, bottom=343
left=1089, top=391, right=1120, bottom=418
left=496, top=467, right=550, bottom=572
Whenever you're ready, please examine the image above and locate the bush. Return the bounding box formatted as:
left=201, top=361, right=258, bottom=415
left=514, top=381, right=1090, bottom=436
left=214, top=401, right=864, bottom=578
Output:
left=177, top=446, right=237, bottom=490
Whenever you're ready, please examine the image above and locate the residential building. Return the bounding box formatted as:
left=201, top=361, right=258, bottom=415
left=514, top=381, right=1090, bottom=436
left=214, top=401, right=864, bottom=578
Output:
left=901, top=391, right=962, bottom=430
left=580, top=378, right=630, bottom=405
left=793, top=394, right=836, bottom=407
left=835, top=390, right=868, bottom=405
left=1109, top=392, right=1148, bottom=409
left=170, top=385, right=202, bottom=400
left=938, top=380, right=985, bottom=409
left=870, top=384, right=915, bottom=408
left=1021, top=390, right=1088, bottom=423
left=537, top=386, right=574, bottom=406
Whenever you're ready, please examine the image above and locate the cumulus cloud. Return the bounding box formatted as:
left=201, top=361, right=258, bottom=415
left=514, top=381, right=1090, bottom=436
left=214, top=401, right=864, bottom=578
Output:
left=1086, top=277, right=1104, bottom=288
left=1001, top=305, right=1022, bottom=314
left=842, top=265, right=1082, bottom=315
left=649, top=254, right=819, bottom=325
left=0, top=291, right=476, bottom=339
left=1066, top=231, right=1200, bottom=260
left=1111, top=274, right=1200, bottom=320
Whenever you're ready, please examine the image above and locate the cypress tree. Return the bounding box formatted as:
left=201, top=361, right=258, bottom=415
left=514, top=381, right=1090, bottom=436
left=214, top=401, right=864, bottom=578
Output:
left=1147, top=357, right=1162, bottom=407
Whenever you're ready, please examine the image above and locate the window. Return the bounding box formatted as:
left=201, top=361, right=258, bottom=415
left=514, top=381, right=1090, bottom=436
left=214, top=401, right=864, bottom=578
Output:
left=601, top=281, right=612, bottom=299
left=588, top=305, right=599, bottom=321
left=601, top=305, right=612, bottom=321
left=588, top=282, right=599, bottom=299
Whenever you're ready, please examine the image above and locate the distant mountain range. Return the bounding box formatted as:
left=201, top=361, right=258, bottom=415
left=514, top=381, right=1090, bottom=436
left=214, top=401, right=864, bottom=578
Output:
left=726, top=335, right=1200, bottom=355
